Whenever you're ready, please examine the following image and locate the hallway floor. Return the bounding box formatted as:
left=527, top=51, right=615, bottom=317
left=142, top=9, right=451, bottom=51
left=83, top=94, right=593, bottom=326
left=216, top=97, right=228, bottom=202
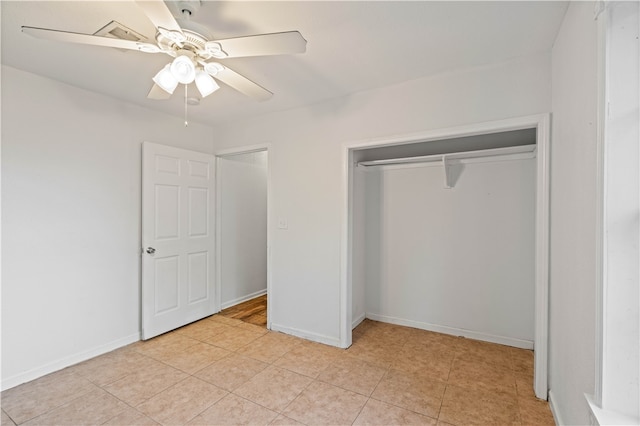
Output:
left=1, top=311, right=555, bottom=425
left=220, top=295, right=267, bottom=328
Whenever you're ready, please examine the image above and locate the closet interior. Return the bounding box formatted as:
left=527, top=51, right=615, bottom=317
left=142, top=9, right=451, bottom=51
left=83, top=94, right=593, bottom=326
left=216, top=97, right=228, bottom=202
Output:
left=351, top=128, right=538, bottom=349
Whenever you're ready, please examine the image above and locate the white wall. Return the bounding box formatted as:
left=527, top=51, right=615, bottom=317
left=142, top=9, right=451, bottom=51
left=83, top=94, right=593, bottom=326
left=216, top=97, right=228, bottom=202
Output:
left=358, top=158, right=535, bottom=347
left=219, top=151, right=268, bottom=308
left=350, top=165, right=367, bottom=328
left=1, top=66, right=213, bottom=389
left=212, top=53, right=551, bottom=346
left=549, top=2, right=598, bottom=424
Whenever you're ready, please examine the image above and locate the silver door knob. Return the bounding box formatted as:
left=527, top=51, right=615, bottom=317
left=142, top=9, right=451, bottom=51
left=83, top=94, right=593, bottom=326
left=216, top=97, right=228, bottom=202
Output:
left=146, top=247, right=156, bottom=254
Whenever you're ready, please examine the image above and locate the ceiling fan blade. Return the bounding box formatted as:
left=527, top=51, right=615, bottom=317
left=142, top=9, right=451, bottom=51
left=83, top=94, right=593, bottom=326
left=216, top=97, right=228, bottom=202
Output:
left=22, top=26, right=157, bottom=52
left=214, top=66, right=273, bottom=101
left=135, top=0, right=184, bottom=34
left=216, top=31, right=307, bottom=58
left=147, top=83, right=172, bottom=100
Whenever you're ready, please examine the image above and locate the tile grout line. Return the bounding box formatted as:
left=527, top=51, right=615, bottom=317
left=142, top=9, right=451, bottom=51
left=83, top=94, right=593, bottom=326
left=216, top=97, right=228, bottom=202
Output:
left=7, top=372, right=99, bottom=426
left=437, top=345, right=459, bottom=422
left=271, top=372, right=316, bottom=423
left=348, top=354, right=392, bottom=426
left=509, top=347, right=525, bottom=425
left=98, top=384, right=155, bottom=425
left=223, top=330, right=318, bottom=424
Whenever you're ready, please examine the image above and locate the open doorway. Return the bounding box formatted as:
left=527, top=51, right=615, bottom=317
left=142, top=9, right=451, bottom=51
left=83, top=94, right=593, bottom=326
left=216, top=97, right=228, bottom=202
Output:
left=216, top=148, right=270, bottom=328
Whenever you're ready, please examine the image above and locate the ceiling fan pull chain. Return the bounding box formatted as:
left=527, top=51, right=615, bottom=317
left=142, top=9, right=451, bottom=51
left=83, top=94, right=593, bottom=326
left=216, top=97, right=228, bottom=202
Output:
left=184, top=84, right=189, bottom=127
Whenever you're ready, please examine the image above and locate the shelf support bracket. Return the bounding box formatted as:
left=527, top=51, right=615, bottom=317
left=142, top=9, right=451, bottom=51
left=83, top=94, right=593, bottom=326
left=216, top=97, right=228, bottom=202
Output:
left=442, top=155, right=453, bottom=189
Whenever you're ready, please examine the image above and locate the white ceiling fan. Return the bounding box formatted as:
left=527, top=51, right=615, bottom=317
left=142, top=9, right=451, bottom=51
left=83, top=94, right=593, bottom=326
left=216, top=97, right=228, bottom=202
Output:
left=21, top=0, right=307, bottom=102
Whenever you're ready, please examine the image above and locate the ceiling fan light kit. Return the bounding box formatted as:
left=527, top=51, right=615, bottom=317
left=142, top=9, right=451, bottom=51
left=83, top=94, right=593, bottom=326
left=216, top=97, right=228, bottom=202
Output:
left=154, top=55, right=219, bottom=98
left=195, top=69, right=219, bottom=98
left=169, top=54, right=196, bottom=84
left=152, top=64, right=179, bottom=94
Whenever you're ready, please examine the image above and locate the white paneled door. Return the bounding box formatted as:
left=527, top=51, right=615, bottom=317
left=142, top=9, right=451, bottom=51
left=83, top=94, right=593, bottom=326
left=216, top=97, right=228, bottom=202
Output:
left=141, top=142, right=215, bottom=340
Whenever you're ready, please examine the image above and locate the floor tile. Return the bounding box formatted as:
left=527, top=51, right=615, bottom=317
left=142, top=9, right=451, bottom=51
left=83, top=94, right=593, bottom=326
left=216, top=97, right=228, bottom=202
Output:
left=371, top=369, right=445, bottom=418
left=346, top=340, right=398, bottom=368
left=438, top=385, right=520, bottom=425
left=103, top=407, right=160, bottom=425
left=390, top=345, right=455, bottom=383
left=208, top=315, right=245, bottom=327
left=22, top=388, right=129, bottom=426
left=455, top=338, right=513, bottom=368
left=103, top=360, right=188, bottom=406
left=1, top=410, right=16, bottom=426
left=1, top=370, right=97, bottom=424
left=204, top=327, right=265, bottom=351
left=132, top=333, right=201, bottom=360
left=317, top=355, right=387, bottom=396
left=188, top=394, right=278, bottom=425
left=136, top=376, right=228, bottom=425
left=353, top=398, right=437, bottom=425
left=405, top=329, right=461, bottom=351
left=1, top=304, right=551, bottom=426
left=236, top=332, right=301, bottom=364
left=519, top=397, right=556, bottom=425
left=69, top=348, right=152, bottom=386
left=234, top=366, right=312, bottom=411
left=236, top=322, right=269, bottom=333
left=268, top=414, right=305, bottom=425
left=360, top=322, right=413, bottom=346
left=299, top=339, right=346, bottom=357
left=511, top=347, right=534, bottom=379
left=282, top=381, right=368, bottom=425
left=351, top=322, right=371, bottom=344
left=448, top=356, right=516, bottom=394
left=152, top=341, right=232, bottom=374
left=194, top=354, right=268, bottom=392
left=516, top=376, right=536, bottom=399
left=175, top=319, right=236, bottom=342
left=273, top=343, right=338, bottom=378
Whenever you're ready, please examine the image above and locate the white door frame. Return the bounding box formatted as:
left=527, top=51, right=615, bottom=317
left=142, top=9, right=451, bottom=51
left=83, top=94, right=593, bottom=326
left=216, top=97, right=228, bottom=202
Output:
left=341, top=114, right=550, bottom=400
left=214, top=144, right=272, bottom=328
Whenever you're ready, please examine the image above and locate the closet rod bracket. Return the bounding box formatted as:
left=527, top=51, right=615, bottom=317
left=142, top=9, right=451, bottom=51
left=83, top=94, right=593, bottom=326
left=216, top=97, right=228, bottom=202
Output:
left=442, top=155, right=453, bottom=189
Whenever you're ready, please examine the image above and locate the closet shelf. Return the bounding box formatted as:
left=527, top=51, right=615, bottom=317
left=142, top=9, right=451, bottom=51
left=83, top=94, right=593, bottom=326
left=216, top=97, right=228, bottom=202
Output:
left=357, top=144, right=536, bottom=168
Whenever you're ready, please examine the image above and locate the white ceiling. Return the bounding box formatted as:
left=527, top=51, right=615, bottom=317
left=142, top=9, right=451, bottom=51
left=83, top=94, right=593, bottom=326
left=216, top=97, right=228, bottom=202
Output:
left=1, top=1, right=568, bottom=126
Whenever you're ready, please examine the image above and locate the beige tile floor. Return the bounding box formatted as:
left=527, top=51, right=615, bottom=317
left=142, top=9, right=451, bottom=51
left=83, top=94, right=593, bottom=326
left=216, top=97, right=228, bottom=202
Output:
left=1, top=317, right=555, bottom=425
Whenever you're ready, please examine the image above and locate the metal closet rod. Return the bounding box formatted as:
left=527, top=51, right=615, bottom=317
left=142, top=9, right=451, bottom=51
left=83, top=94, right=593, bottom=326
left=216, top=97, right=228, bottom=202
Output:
left=357, top=144, right=536, bottom=167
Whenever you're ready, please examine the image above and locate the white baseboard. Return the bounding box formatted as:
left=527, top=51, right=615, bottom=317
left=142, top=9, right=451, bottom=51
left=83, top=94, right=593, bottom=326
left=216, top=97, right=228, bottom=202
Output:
left=365, top=312, right=534, bottom=350
left=1, top=332, right=141, bottom=391
left=585, top=393, right=640, bottom=426
left=548, top=390, right=564, bottom=426
left=270, top=323, right=343, bottom=348
left=220, top=289, right=267, bottom=310
left=352, top=312, right=366, bottom=329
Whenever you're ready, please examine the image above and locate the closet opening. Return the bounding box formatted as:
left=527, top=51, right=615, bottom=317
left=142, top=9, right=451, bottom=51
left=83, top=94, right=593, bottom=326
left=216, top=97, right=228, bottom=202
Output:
left=342, top=115, right=550, bottom=400
left=216, top=148, right=270, bottom=328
